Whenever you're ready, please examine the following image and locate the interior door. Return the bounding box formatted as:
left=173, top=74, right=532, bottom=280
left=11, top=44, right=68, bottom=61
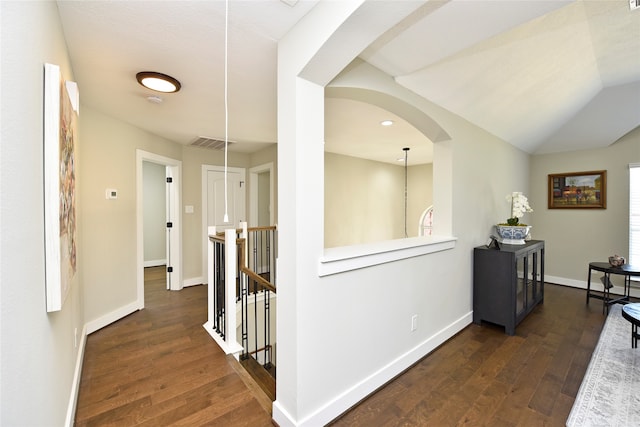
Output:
left=207, top=168, right=246, bottom=231
left=165, top=169, right=173, bottom=290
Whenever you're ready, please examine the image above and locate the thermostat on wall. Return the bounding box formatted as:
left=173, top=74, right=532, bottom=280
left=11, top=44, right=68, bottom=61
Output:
left=105, top=189, right=118, bottom=199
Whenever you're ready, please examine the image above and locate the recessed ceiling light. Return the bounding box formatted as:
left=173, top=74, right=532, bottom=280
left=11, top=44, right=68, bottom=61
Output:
left=136, top=71, right=181, bottom=93
left=381, top=120, right=394, bottom=126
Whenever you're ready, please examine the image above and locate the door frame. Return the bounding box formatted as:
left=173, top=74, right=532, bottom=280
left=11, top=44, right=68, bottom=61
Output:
left=249, top=162, right=274, bottom=227
left=201, top=164, right=246, bottom=284
left=136, top=150, right=183, bottom=308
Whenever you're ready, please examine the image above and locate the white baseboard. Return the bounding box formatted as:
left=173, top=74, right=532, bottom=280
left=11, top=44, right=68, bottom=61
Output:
left=144, top=259, right=166, bottom=268
left=183, top=276, right=204, bottom=287
left=64, top=324, right=87, bottom=427
left=85, top=300, right=141, bottom=335
left=202, top=321, right=243, bottom=354
left=272, top=311, right=473, bottom=427
left=546, top=274, right=640, bottom=299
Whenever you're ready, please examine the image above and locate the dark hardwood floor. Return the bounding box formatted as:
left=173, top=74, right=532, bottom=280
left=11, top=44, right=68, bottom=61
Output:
left=332, top=284, right=606, bottom=427
left=74, top=266, right=273, bottom=426
left=76, top=268, right=606, bottom=426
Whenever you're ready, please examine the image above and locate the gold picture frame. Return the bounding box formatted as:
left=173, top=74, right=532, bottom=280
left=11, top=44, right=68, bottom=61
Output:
left=548, top=170, right=606, bottom=209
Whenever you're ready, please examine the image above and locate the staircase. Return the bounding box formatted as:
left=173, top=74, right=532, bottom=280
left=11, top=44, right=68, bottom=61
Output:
left=204, top=223, right=277, bottom=401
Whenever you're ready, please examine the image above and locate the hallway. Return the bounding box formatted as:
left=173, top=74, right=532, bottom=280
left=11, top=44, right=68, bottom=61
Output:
left=74, top=267, right=273, bottom=426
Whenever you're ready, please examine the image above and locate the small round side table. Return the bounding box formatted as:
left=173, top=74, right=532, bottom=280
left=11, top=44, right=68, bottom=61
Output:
left=621, top=303, right=640, bottom=348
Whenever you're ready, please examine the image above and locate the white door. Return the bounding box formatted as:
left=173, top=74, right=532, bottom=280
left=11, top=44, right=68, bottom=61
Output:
left=207, top=169, right=245, bottom=230
left=166, top=166, right=181, bottom=290
left=202, top=166, right=246, bottom=281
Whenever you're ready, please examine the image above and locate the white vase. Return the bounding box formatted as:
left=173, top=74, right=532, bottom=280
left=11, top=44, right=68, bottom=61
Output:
left=495, top=224, right=531, bottom=245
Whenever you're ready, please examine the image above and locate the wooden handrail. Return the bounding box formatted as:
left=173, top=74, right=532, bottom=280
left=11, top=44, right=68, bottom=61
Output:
left=209, top=235, right=225, bottom=244
left=240, top=266, right=276, bottom=293
left=247, top=225, right=277, bottom=232
left=214, top=225, right=276, bottom=236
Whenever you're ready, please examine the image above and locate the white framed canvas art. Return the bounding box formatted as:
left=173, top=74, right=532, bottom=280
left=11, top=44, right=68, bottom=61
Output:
left=43, top=63, right=79, bottom=312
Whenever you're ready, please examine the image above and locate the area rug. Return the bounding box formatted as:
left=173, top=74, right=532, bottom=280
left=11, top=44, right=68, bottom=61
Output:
left=566, top=304, right=640, bottom=426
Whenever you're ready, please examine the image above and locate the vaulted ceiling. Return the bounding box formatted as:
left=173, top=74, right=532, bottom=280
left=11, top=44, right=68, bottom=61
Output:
left=57, top=0, right=640, bottom=166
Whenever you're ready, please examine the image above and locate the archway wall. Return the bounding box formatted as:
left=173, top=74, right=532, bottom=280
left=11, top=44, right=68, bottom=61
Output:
left=275, top=3, right=530, bottom=426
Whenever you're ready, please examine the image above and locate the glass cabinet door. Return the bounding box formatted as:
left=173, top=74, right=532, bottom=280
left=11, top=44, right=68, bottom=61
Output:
left=526, top=253, right=535, bottom=309
left=532, top=250, right=543, bottom=302
left=515, top=256, right=526, bottom=316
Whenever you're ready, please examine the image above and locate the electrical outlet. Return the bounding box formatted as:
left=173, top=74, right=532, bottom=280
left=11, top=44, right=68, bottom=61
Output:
left=411, top=314, right=418, bottom=332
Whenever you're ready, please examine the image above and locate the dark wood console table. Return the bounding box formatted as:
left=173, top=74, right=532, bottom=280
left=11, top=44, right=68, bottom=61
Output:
left=586, top=262, right=640, bottom=314
left=473, top=240, right=544, bottom=335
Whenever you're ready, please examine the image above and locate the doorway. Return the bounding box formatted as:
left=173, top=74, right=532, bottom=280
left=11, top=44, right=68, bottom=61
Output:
left=249, top=162, right=274, bottom=227
left=136, top=150, right=182, bottom=309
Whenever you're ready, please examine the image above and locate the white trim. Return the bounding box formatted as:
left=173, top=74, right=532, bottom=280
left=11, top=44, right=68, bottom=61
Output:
left=319, top=236, right=457, bottom=276
left=249, top=162, right=275, bottom=227
left=64, top=325, right=87, bottom=427
left=143, top=259, right=166, bottom=268
left=202, top=321, right=243, bottom=355
left=137, top=150, right=183, bottom=309
left=273, top=311, right=472, bottom=427
left=85, top=300, right=140, bottom=334
left=183, top=276, right=205, bottom=287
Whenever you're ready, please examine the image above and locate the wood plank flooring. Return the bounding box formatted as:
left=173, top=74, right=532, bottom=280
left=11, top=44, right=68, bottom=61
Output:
left=76, top=268, right=607, bottom=426
left=331, top=284, right=607, bottom=426
left=74, top=267, right=273, bottom=426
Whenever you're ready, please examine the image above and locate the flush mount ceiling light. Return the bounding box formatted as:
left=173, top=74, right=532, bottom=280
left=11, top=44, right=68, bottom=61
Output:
left=136, top=71, right=181, bottom=93
left=381, top=120, right=394, bottom=126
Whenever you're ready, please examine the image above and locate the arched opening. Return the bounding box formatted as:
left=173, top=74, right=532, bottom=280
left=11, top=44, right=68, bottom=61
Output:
left=323, top=83, right=449, bottom=248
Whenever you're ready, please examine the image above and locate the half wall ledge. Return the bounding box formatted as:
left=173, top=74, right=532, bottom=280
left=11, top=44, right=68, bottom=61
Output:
left=318, top=236, right=457, bottom=277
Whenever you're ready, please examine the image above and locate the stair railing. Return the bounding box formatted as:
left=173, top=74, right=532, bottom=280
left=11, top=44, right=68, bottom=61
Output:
left=205, top=226, right=243, bottom=354
left=237, top=225, right=277, bottom=374
left=204, top=223, right=277, bottom=370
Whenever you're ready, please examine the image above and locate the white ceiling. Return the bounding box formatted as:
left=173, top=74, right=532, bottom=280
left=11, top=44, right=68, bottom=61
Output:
left=57, top=0, right=640, bottom=166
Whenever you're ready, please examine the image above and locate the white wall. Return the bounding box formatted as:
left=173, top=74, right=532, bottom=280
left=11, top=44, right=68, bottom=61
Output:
left=275, top=3, right=530, bottom=426
left=0, top=2, right=84, bottom=425
left=531, top=128, right=640, bottom=288
left=143, top=161, right=167, bottom=266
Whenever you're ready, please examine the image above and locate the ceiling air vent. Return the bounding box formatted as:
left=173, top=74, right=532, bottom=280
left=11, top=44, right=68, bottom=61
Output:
left=190, top=136, right=235, bottom=150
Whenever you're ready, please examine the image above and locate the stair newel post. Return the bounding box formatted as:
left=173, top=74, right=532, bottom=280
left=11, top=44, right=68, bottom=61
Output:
left=240, top=222, right=249, bottom=359
left=224, top=228, right=239, bottom=351
left=207, top=226, right=216, bottom=331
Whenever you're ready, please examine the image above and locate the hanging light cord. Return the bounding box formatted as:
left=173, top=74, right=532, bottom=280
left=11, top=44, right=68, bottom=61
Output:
left=223, top=0, right=229, bottom=223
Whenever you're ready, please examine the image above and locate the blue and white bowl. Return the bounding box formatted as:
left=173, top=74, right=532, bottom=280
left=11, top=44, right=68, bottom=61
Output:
left=495, top=225, right=531, bottom=245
